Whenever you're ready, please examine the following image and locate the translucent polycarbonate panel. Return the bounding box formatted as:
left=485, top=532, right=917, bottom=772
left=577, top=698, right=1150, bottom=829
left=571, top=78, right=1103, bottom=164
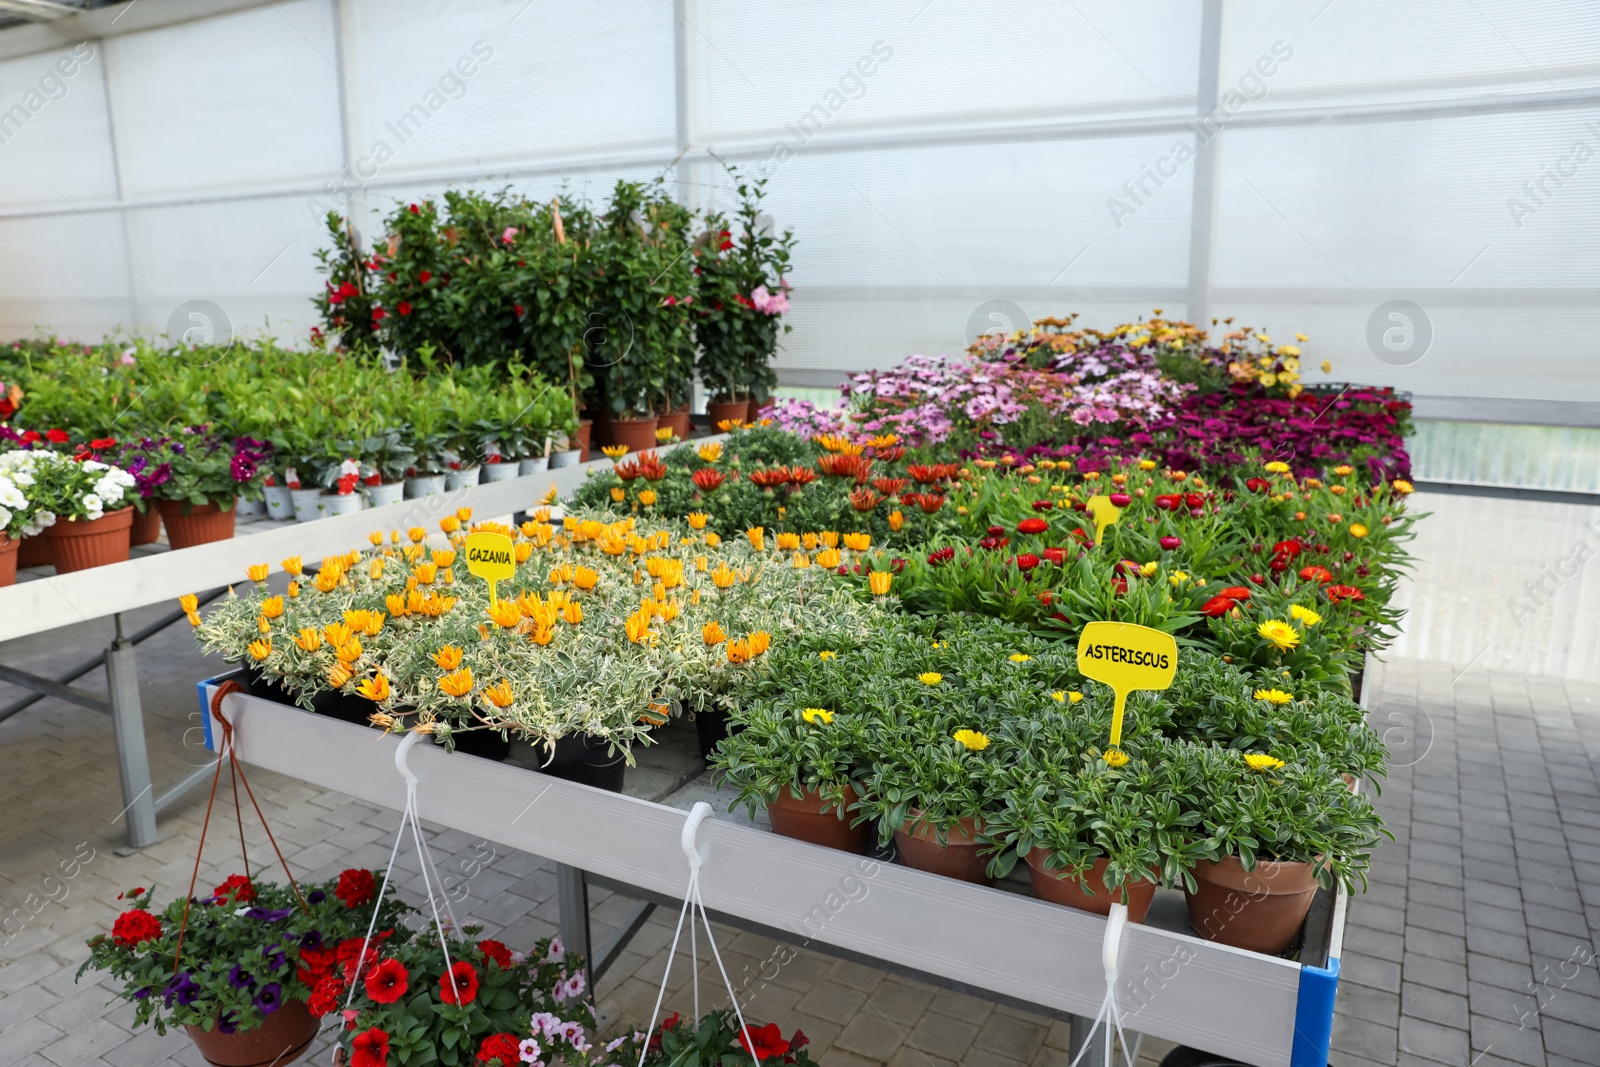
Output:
left=0, top=42, right=118, bottom=212
left=0, top=212, right=133, bottom=341
left=339, top=0, right=675, bottom=177
left=121, top=194, right=349, bottom=344
left=104, top=0, right=344, bottom=198
left=695, top=0, right=1201, bottom=142
left=1221, top=0, right=1600, bottom=107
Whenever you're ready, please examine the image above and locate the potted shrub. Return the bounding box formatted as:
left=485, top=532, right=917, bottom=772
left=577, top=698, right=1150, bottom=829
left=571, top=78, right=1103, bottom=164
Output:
left=120, top=430, right=272, bottom=550
left=333, top=929, right=597, bottom=1067
left=21, top=450, right=138, bottom=571
left=0, top=458, right=39, bottom=585
left=358, top=429, right=415, bottom=507
left=78, top=869, right=411, bottom=1067
left=1181, top=741, right=1387, bottom=953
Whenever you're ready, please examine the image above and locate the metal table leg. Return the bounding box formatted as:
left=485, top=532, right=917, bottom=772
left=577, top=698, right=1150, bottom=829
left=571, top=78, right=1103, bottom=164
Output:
left=556, top=863, right=593, bottom=987
left=106, top=614, right=157, bottom=850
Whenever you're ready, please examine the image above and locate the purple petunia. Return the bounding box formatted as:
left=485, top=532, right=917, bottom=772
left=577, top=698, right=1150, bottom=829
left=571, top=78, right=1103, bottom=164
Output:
left=163, top=973, right=200, bottom=1007
left=253, top=983, right=283, bottom=1015
left=227, top=964, right=255, bottom=989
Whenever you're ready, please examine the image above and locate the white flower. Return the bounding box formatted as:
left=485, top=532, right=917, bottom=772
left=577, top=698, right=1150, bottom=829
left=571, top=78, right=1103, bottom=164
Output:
left=36, top=510, right=55, bottom=529
left=0, top=505, right=11, bottom=531
left=0, top=477, right=26, bottom=511
left=11, top=470, right=33, bottom=487
left=81, top=494, right=104, bottom=519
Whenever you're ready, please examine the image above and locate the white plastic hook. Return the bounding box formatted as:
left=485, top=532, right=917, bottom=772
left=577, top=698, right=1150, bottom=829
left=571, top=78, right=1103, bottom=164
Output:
left=681, top=801, right=713, bottom=874
left=1101, top=901, right=1128, bottom=986
left=395, top=729, right=424, bottom=790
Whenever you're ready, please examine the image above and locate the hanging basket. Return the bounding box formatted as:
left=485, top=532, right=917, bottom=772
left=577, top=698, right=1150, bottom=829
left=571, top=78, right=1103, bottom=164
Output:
left=44, top=507, right=133, bottom=572
left=183, top=999, right=318, bottom=1067
left=157, top=499, right=237, bottom=550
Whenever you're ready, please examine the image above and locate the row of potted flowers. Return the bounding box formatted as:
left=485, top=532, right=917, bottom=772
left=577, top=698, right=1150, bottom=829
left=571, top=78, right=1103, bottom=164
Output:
left=83, top=870, right=816, bottom=1066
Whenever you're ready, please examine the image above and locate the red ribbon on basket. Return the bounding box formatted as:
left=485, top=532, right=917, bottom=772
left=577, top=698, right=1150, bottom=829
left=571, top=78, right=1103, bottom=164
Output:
left=171, top=680, right=309, bottom=975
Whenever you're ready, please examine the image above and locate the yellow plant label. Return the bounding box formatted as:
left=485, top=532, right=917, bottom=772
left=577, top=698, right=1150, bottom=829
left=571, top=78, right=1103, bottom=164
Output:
left=465, top=531, right=515, bottom=605
left=1085, top=495, right=1122, bottom=546
left=1077, top=621, right=1178, bottom=749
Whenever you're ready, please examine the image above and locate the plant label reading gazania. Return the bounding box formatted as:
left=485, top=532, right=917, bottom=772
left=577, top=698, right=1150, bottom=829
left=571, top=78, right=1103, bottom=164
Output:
left=1085, top=495, right=1122, bottom=546
left=464, top=531, right=516, bottom=605
left=1077, top=621, right=1177, bottom=749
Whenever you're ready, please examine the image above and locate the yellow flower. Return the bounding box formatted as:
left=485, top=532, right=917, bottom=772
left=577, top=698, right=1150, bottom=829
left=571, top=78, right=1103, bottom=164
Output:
left=407, top=527, right=426, bottom=543
left=705, top=532, right=722, bottom=547
left=868, top=571, right=892, bottom=596
left=257, top=616, right=272, bottom=634
left=367, top=530, right=383, bottom=546
left=313, top=568, right=342, bottom=594
left=918, top=672, right=943, bottom=686
left=294, top=628, right=322, bottom=652
left=815, top=548, right=841, bottom=569
left=433, top=645, right=463, bottom=671
left=820, top=531, right=839, bottom=549
left=456, top=507, right=472, bottom=522
left=639, top=489, right=657, bottom=506
left=327, top=662, right=353, bottom=688
left=1280, top=345, right=1301, bottom=358
left=818, top=650, right=836, bottom=661
left=1264, top=461, right=1289, bottom=474
left=1257, top=619, right=1301, bottom=651
left=792, top=552, right=810, bottom=569
left=625, top=608, right=653, bottom=644
left=710, top=562, right=738, bottom=589
left=287, top=581, right=300, bottom=598
left=573, top=566, right=600, bottom=591
left=248, top=637, right=272, bottom=661
left=869, top=434, right=899, bottom=448
left=610, top=487, right=625, bottom=503
left=842, top=532, right=871, bottom=551
left=656, top=427, right=675, bottom=443
left=1050, top=690, right=1066, bottom=702
left=601, top=444, right=629, bottom=459
left=563, top=601, right=583, bottom=625
left=1392, top=479, right=1414, bottom=495
left=322, top=622, right=352, bottom=647
left=802, top=708, right=834, bottom=725
left=1169, top=571, right=1189, bottom=587
left=1254, top=688, right=1294, bottom=705
left=335, top=638, right=363, bottom=664
left=1349, top=523, right=1369, bottom=539
left=514, top=541, right=533, bottom=563
left=482, top=679, right=514, bottom=709
left=802, top=532, right=819, bottom=550
left=1332, top=464, right=1354, bottom=476
left=1289, top=604, right=1322, bottom=627
left=1138, top=459, right=1156, bottom=470
left=888, top=510, right=904, bottom=532
left=438, top=516, right=461, bottom=535
left=439, top=668, right=475, bottom=697
left=357, top=673, right=391, bottom=701
left=745, top=527, right=766, bottom=552
left=1103, top=749, right=1130, bottom=768
left=775, top=532, right=800, bottom=551
left=178, top=593, right=199, bottom=614
left=185, top=611, right=202, bottom=627
left=246, top=563, right=269, bottom=582
left=281, top=556, right=304, bottom=576
left=703, top=621, right=727, bottom=645
left=415, top=561, right=438, bottom=585
left=697, top=442, right=723, bottom=462
left=486, top=599, right=522, bottom=628
left=1139, top=561, right=1159, bottom=578
left=687, top=512, right=709, bottom=529
left=1244, top=753, right=1285, bottom=772
left=1009, top=653, right=1031, bottom=663
left=953, top=729, right=990, bottom=751
left=1320, top=359, right=1332, bottom=373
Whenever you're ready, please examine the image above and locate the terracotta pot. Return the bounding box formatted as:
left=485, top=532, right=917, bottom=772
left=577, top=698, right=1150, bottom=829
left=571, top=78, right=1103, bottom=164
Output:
left=1025, top=849, right=1156, bottom=922
left=1184, top=855, right=1320, bottom=954
left=44, top=507, right=133, bottom=573
left=575, top=420, right=593, bottom=463
left=657, top=409, right=692, bottom=443
left=129, top=506, right=163, bottom=546
left=767, top=784, right=868, bottom=853
left=604, top=416, right=660, bottom=453
left=17, top=533, right=52, bottom=569
left=747, top=397, right=765, bottom=423
left=0, top=532, right=17, bottom=587
left=895, top=813, right=992, bottom=885
left=706, top=399, right=749, bottom=429
left=157, top=499, right=237, bottom=550
left=184, top=998, right=318, bottom=1067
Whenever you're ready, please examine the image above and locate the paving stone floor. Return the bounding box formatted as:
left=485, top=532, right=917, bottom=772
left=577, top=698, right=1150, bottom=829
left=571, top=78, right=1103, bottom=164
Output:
left=0, top=601, right=1595, bottom=1066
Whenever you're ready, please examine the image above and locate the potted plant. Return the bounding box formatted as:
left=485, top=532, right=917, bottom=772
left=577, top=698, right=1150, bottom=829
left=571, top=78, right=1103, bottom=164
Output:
left=18, top=450, right=138, bottom=571
left=334, top=929, right=596, bottom=1067
left=1181, top=740, right=1386, bottom=953
left=119, top=429, right=272, bottom=550
left=78, top=869, right=411, bottom=1067
left=637, top=1009, right=817, bottom=1067
left=359, top=429, right=415, bottom=507
left=0, top=457, right=39, bottom=585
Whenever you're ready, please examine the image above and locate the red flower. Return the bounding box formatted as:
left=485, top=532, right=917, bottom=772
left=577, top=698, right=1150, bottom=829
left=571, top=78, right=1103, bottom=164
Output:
left=1200, top=595, right=1238, bottom=618
left=1245, top=477, right=1270, bottom=493
left=1159, top=536, right=1181, bottom=550
left=927, top=547, right=955, bottom=566
left=790, top=1029, right=810, bottom=1051
left=1014, top=554, right=1040, bottom=572
left=351, top=1026, right=390, bottom=1067
left=1154, top=494, right=1181, bottom=511
left=1017, top=518, right=1048, bottom=535
left=364, top=958, right=408, bottom=1004
left=977, top=535, right=1009, bottom=551
left=213, top=874, right=254, bottom=904
left=1326, top=584, right=1365, bottom=603
left=649, top=1013, right=683, bottom=1052
left=45, top=428, right=69, bottom=444
left=397, top=301, right=412, bottom=316
left=1184, top=492, right=1204, bottom=508
left=513, top=304, right=524, bottom=316
left=336, top=869, right=376, bottom=908
left=1109, top=492, right=1131, bottom=507
left=477, top=939, right=512, bottom=969
left=89, top=437, right=118, bottom=450
left=439, top=960, right=479, bottom=1005
left=1216, top=586, right=1251, bottom=600
left=1031, top=499, right=1053, bottom=511
left=476, top=1033, right=522, bottom=1066
left=1272, top=539, right=1303, bottom=559
left=111, top=909, right=161, bottom=947
left=308, top=973, right=346, bottom=1017
left=419, top=271, right=432, bottom=283
left=1042, top=547, right=1065, bottom=565
left=1298, top=565, right=1333, bottom=583
left=371, top=306, right=387, bottom=323
left=692, top=468, right=726, bottom=491
left=1248, top=573, right=1266, bottom=585
left=297, top=946, right=337, bottom=986
left=737, top=1022, right=790, bottom=1059
left=987, top=526, right=1006, bottom=536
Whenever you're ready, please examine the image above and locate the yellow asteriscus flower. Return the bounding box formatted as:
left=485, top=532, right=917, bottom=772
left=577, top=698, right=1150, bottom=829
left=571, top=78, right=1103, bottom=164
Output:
left=818, top=650, right=836, bottom=661
left=1103, top=749, right=1130, bottom=768
left=1253, top=688, right=1294, bottom=705
left=1257, top=619, right=1301, bottom=651
left=602, top=444, right=628, bottom=459
left=1289, top=604, right=1322, bottom=627
left=1009, top=653, right=1031, bottom=663
left=918, top=672, right=943, bottom=686
left=952, top=729, right=989, bottom=751
left=1244, top=753, right=1285, bottom=771
left=802, top=708, right=834, bottom=725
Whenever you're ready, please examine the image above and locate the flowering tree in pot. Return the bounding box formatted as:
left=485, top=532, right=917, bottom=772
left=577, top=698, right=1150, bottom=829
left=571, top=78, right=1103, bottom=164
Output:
left=694, top=172, right=794, bottom=413
left=313, top=212, right=380, bottom=353
left=77, top=870, right=411, bottom=1061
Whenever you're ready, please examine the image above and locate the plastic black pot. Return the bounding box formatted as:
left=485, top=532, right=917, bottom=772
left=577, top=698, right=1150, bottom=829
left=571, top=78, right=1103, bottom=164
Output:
left=535, top=734, right=627, bottom=793
left=695, top=708, right=732, bottom=762
left=450, top=729, right=511, bottom=762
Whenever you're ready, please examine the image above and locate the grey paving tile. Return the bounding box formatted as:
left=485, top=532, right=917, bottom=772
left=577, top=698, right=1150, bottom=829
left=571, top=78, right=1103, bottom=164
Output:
left=1401, top=981, right=1470, bottom=1030
left=1398, top=1016, right=1470, bottom=1063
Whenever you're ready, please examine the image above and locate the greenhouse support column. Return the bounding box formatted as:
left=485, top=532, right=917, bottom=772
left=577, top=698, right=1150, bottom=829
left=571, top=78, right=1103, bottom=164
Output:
left=107, top=616, right=157, bottom=850
left=1186, top=0, right=1225, bottom=326
left=1066, top=1015, right=1108, bottom=1067
left=556, top=863, right=593, bottom=990
left=672, top=0, right=697, bottom=206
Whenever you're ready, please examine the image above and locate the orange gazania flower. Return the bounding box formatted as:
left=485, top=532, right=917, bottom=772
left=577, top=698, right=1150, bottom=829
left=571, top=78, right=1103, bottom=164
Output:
left=868, top=571, right=892, bottom=596
left=482, top=679, right=514, bottom=709
left=842, top=532, right=871, bottom=551
left=434, top=645, right=463, bottom=670
left=439, top=668, right=474, bottom=697
left=259, top=595, right=285, bottom=619
left=703, top=621, right=727, bottom=645
left=335, top=638, right=363, bottom=664
left=687, top=512, right=709, bottom=530
left=357, top=673, right=390, bottom=701
left=313, top=567, right=342, bottom=593
left=625, top=607, right=653, bottom=644
left=281, top=556, right=303, bottom=576
left=327, top=662, right=353, bottom=688
left=294, top=628, right=321, bottom=652
left=386, top=593, right=408, bottom=617
left=248, top=637, right=272, bottom=661
left=487, top=600, right=522, bottom=628
left=323, top=622, right=353, bottom=647
left=246, top=563, right=270, bottom=582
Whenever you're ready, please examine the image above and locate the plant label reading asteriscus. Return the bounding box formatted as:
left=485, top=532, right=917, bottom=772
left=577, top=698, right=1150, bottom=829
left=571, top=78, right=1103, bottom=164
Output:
left=1085, top=495, right=1122, bottom=546
left=1077, top=621, right=1178, bottom=749
left=465, top=531, right=516, bottom=605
